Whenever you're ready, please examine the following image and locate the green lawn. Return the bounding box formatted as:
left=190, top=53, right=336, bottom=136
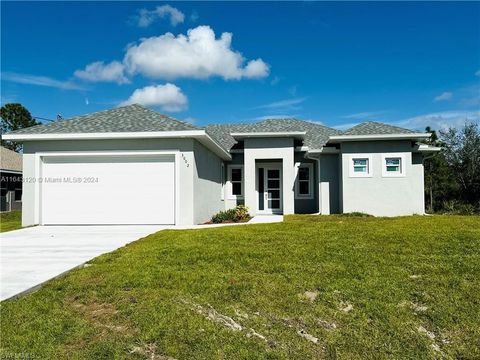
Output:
left=0, top=210, right=22, bottom=233
left=1, top=215, right=479, bottom=359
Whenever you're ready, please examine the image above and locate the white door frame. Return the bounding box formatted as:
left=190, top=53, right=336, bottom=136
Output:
left=255, top=162, right=283, bottom=214
left=34, top=150, right=180, bottom=225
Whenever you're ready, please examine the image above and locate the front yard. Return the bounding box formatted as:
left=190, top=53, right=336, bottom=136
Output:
left=1, top=215, right=479, bottom=359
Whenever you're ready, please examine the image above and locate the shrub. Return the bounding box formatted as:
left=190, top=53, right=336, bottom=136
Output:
left=442, top=200, right=479, bottom=215
left=234, top=205, right=250, bottom=221
left=211, top=205, right=251, bottom=223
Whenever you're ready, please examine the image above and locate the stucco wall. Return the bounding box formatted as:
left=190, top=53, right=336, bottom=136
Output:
left=21, top=138, right=196, bottom=226
left=192, top=140, right=224, bottom=224
left=319, top=154, right=340, bottom=214
left=340, top=141, right=425, bottom=216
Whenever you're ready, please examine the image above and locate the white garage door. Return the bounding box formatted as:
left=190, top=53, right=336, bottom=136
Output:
left=41, top=154, right=175, bottom=225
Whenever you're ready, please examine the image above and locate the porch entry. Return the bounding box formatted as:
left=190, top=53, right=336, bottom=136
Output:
left=256, top=163, right=283, bottom=214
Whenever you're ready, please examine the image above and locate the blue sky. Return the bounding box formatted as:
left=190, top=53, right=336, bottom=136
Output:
left=1, top=1, right=479, bottom=131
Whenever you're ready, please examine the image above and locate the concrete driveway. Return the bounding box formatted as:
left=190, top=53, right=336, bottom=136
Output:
left=0, top=225, right=166, bottom=301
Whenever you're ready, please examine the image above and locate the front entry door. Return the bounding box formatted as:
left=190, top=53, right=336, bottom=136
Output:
left=258, top=165, right=282, bottom=214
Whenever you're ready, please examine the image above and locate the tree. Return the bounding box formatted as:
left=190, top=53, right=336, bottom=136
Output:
left=0, top=103, right=40, bottom=152
left=440, top=122, right=480, bottom=206
left=423, top=127, right=457, bottom=212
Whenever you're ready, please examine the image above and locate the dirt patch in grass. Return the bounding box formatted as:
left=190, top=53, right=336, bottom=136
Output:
left=66, top=297, right=138, bottom=337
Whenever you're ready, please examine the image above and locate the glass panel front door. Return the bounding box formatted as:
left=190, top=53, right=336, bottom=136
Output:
left=264, top=167, right=282, bottom=212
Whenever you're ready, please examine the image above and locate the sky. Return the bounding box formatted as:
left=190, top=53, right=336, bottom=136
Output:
left=1, top=1, right=479, bottom=131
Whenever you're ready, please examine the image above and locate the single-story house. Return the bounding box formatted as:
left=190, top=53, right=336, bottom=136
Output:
left=0, top=146, right=23, bottom=212
left=2, top=104, right=439, bottom=226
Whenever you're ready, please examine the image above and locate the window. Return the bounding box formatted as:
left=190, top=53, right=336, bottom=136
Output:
left=295, top=163, right=313, bottom=199
left=227, top=165, right=244, bottom=199
left=349, top=154, right=373, bottom=177
left=353, top=158, right=368, bottom=173
left=385, top=158, right=401, bottom=172
left=382, top=154, right=406, bottom=177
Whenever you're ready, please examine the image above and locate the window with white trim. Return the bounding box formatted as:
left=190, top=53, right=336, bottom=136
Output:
left=349, top=154, right=373, bottom=177
left=385, top=157, right=401, bottom=173
left=381, top=154, right=406, bottom=177
left=353, top=158, right=368, bottom=173
left=227, top=165, right=244, bottom=199
left=295, top=163, right=314, bottom=199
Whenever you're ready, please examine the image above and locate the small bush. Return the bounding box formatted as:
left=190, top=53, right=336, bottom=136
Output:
left=211, top=205, right=251, bottom=224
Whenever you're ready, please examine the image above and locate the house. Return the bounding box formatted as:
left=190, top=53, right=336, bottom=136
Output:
left=2, top=104, right=439, bottom=226
left=0, top=146, right=23, bottom=212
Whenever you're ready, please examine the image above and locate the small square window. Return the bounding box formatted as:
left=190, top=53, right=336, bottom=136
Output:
left=349, top=155, right=373, bottom=177
left=353, top=158, right=368, bottom=173
left=386, top=158, right=401, bottom=172
left=381, top=155, right=406, bottom=177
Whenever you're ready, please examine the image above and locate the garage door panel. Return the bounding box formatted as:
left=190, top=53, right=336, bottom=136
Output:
left=41, top=155, right=175, bottom=225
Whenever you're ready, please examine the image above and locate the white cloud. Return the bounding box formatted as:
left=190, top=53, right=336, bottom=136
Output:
left=2, top=72, right=85, bottom=90
left=136, top=5, right=185, bottom=27
left=398, top=110, right=480, bottom=131
left=475, top=69, right=480, bottom=77
left=74, top=61, right=129, bottom=84
left=433, top=91, right=453, bottom=102
left=120, top=83, right=188, bottom=112
left=123, top=26, right=269, bottom=80
left=255, top=97, right=305, bottom=110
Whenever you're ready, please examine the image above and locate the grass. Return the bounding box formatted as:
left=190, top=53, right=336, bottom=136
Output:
left=1, top=215, right=479, bottom=359
left=0, top=210, right=22, bottom=232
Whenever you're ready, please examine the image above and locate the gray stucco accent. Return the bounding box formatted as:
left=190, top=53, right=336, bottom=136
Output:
left=294, top=152, right=318, bottom=214
left=319, top=154, right=340, bottom=214
left=340, top=141, right=425, bottom=216
left=192, top=140, right=224, bottom=224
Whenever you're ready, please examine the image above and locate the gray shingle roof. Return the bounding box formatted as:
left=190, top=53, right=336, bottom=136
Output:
left=342, top=121, right=415, bottom=136
left=6, top=104, right=421, bottom=153
left=8, top=104, right=199, bottom=134
left=205, top=118, right=341, bottom=151
left=0, top=146, right=22, bottom=172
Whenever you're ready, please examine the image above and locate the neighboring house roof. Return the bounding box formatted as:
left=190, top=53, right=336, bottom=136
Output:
left=7, top=104, right=199, bottom=134
left=342, top=121, right=414, bottom=135
left=206, top=119, right=342, bottom=151
left=0, top=146, right=22, bottom=172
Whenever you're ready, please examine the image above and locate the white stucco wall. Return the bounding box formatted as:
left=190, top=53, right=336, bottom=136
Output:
left=340, top=141, right=425, bottom=216
left=21, top=138, right=196, bottom=226
left=244, top=138, right=295, bottom=215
